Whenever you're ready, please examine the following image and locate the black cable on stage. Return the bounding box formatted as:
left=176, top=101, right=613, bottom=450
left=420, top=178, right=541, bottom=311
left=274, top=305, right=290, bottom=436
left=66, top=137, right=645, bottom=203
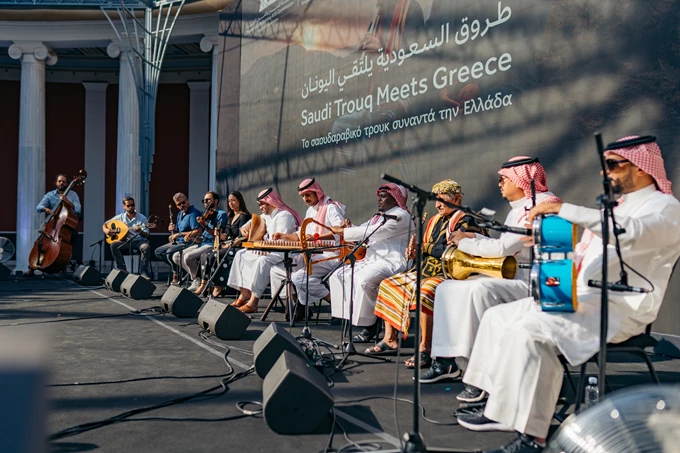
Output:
left=0, top=307, right=163, bottom=327
left=322, top=409, right=385, bottom=453
left=335, top=396, right=459, bottom=427
left=49, top=372, right=235, bottom=387
left=48, top=350, right=255, bottom=442
left=112, top=401, right=263, bottom=423
left=198, top=329, right=254, bottom=356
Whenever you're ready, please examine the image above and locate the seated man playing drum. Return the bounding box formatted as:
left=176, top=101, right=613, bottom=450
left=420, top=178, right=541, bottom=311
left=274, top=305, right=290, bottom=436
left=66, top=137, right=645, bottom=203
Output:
left=455, top=136, right=680, bottom=453
left=422, top=157, right=561, bottom=386
left=370, top=180, right=486, bottom=370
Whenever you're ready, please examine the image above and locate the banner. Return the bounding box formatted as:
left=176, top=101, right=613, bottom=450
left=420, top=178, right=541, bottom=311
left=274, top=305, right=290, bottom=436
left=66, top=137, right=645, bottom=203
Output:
left=217, top=0, right=679, bottom=220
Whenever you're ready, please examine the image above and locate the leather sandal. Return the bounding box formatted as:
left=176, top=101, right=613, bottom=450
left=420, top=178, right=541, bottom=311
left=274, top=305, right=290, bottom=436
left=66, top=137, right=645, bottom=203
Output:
left=231, top=297, right=247, bottom=307
left=365, top=340, right=398, bottom=355
left=238, top=304, right=258, bottom=314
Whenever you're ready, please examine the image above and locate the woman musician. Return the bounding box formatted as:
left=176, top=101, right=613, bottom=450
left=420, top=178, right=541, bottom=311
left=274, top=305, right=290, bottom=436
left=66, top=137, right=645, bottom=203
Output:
left=195, top=191, right=252, bottom=297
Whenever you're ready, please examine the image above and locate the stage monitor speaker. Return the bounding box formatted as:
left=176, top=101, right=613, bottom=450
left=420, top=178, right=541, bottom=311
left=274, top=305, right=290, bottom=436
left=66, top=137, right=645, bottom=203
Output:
left=104, top=269, right=127, bottom=292
left=120, top=274, right=156, bottom=300
left=253, top=322, right=307, bottom=379
left=73, top=265, right=102, bottom=286
left=197, top=298, right=251, bottom=340
left=161, top=286, right=203, bottom=318
left=0, top=264, right=10, bottom=281
left=262, top=350, right=334, bottom=435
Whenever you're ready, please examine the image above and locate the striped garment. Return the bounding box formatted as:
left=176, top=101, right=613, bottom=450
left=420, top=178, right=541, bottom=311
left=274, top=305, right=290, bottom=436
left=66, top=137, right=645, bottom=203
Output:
left=374, top=211, right=485, bottom=337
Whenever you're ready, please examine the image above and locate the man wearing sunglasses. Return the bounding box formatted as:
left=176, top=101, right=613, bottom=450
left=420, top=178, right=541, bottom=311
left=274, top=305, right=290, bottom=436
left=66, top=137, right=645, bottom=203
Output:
left=102, top=196, right=152, bottom=280
left=422, top=157, right=561, bottom=383
left=176, top=192, right=228, bottom=292
left=154, top=192, right=202, bottom=284
left=456, top=136, right=680, bottom=453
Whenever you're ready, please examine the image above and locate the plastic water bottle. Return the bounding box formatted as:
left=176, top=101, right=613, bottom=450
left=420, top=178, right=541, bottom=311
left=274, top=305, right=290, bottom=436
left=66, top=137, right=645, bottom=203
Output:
left=584, top=376, right=599, bottom=409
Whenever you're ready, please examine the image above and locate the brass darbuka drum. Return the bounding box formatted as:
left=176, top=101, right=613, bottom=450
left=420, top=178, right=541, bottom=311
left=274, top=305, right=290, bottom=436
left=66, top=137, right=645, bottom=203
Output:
left=441, top=246, right=517, bottom=280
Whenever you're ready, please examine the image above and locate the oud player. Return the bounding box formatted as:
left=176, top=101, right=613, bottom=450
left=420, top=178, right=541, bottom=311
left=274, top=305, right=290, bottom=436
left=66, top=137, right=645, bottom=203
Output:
left=102, top=196, right=152, bottom=280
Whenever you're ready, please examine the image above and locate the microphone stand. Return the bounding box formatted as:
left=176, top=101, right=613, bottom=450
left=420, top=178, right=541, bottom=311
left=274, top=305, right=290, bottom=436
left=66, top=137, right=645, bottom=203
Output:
left=298, top=247, right=339, bottom=350
left=382, top=174, right=464, bottom=453
left=203, top=241, right=236, bottom=298
left=586, top=132, right=629, bottom=397
left=322, top=218, right=393, bottom=371
left=90, top=238, right=105, bottom=273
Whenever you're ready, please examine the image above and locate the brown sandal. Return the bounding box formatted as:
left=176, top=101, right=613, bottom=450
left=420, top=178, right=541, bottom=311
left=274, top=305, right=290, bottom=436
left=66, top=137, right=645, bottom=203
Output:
left=239, top=304, right=258, bottom=314
left=212, top=286, right=224, bottom=298
left=231, top=296, right=247, bottom=307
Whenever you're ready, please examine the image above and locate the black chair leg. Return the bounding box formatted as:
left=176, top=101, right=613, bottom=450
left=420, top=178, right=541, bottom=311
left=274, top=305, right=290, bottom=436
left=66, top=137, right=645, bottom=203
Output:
left=561, top=358, right=577, bottom=394
left=315, top=301, right=322, bottom=325
left=638, top=351, right=661, bottom=384
left=574, top=362, right=588, bottom=413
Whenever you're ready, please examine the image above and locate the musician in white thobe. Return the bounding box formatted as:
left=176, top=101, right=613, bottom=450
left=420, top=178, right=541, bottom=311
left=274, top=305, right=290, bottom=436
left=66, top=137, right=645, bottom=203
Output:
left=457, top=136, right=680, bottom=452
left=329, top=184, right=412, bottom=331
left=426, top=157, right=561, bottom=382
left=269, top=178, right=346, bottom=321
left=228, top=188, right=300, bottom=313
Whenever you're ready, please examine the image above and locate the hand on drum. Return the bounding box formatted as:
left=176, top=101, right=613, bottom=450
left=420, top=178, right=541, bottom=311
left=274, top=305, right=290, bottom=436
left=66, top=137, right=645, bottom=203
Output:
left=527, top=203, right=563, bottom=222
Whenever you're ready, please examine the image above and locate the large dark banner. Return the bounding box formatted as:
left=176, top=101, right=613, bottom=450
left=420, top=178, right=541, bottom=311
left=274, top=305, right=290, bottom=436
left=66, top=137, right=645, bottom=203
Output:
left=217, top=0, right=680, bottom=338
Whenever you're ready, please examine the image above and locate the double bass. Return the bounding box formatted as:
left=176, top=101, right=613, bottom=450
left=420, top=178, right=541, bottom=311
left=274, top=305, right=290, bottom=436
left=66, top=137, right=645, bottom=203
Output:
left=28, top=170, right=87, bottom=274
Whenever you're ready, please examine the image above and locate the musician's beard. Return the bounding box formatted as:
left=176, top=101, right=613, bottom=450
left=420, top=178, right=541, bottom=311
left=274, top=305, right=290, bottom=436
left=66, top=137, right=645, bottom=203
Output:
left=611, top=172, right=635, bottom=195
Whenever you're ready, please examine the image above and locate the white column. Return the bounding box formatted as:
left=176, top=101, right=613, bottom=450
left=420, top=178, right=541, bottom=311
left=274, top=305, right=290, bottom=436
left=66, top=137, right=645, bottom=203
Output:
left=9, top=41, right=57, bottom=273
left=108, top=42, right=140, bottom=206
left=82, top=83, right=108, bottom=262
left=200, top=34, right=219, bottom=192
left=187, top=81, right=211, bottom=205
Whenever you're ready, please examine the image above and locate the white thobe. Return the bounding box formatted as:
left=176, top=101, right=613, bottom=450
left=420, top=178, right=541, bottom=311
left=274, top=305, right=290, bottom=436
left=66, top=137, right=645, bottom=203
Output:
left=463, top=185, right=680, bottom=439
left=269, top=200, right=345, bottom=301
left=291, top=200, right=346, bottom=305
left=431, top=193, right=557, bottom=359
left=330, top=206, right=412, bottom=326
left=227, top=209, right=297, bottom=298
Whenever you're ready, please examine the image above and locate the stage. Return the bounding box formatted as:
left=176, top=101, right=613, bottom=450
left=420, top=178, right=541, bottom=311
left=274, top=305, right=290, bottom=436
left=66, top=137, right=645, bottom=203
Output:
left=1, top=275, right=678, bottom=453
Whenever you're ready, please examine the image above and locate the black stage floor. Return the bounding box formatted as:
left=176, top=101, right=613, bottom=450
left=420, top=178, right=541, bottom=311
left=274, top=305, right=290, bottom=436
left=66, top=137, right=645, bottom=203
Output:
left=1, top=275, right=679, bottom=453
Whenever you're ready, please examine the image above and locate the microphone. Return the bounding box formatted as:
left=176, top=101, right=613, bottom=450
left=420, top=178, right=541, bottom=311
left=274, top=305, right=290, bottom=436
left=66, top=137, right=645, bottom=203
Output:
left=587, top=280, right=651, bottom=294
left=375, top=212, right=402, bottom=222
left=479, top=222, right=532, bottom=236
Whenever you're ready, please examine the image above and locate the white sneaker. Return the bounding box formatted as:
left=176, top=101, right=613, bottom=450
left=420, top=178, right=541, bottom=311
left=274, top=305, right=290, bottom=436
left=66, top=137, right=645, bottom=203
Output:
left=187, top=278, right=201, bottom=291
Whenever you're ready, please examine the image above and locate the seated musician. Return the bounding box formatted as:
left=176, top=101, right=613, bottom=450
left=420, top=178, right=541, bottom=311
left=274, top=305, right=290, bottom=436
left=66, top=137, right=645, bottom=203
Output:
left=27, top=174, right=83, bottom=276
left=179, top=192, right=228, bottom=292
left=328, top=184, right=412, bottom=340
left=455, top=136, right=680, bottom=453
left=37, top=173, right=82, bottom=218
left=195, top=191, right=252, bottom=297
left=422, top=157, right=561, bottom=385
left=154, top=193, right=202, bottom=284
left=102, top=196, right=152, bottom=279
left=371, top=180, right=486, bottom=370
left=270, top=178, right=346, bottom=321
left=228, top=188, right=301, bottom=313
